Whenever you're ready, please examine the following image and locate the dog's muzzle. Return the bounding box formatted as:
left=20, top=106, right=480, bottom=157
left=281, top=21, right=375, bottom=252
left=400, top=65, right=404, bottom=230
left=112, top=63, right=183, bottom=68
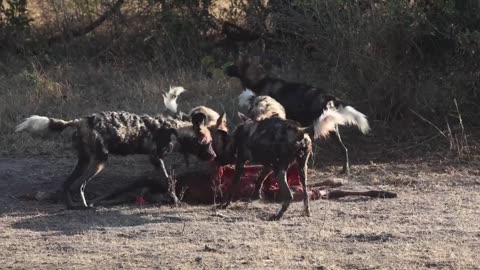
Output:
left=197, top=142, right=217, bottom=161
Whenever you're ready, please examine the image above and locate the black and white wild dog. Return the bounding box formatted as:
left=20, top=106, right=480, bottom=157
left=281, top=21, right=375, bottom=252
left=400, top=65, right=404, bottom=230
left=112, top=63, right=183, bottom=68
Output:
left=15, top=89, right=217, bottom=210
left=226, top=56, right=370, bottom=175
left=192, top=107, right=354, bottom=220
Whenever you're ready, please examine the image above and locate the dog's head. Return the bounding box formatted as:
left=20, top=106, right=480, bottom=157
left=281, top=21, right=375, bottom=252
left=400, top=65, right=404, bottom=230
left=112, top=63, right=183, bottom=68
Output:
left=179, top=113, right=216, bottom=162
left=153, top=122, right=216, bottom=164
left=189, top=106, right=220, bottom=128
left=191, top=110, right=233, bottom=165
left=225, top=56, right=271, bottom=91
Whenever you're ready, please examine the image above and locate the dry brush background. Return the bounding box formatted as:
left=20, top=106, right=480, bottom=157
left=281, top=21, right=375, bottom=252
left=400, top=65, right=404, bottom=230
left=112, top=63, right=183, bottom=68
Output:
left=0, top=0, right=479, bottom=269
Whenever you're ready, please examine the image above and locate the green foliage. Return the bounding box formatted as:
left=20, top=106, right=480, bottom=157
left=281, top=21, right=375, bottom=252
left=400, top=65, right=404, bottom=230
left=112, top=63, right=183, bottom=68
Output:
left=0, top=0, right=31, bottom=30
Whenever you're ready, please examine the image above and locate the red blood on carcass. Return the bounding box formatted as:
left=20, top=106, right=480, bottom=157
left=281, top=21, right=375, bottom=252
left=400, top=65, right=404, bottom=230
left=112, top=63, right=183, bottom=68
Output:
left=143, top=162, right=307, bottom=205
left=216, top=162, right=303, bottom=201
left=135, top=195, right=147, bottom=206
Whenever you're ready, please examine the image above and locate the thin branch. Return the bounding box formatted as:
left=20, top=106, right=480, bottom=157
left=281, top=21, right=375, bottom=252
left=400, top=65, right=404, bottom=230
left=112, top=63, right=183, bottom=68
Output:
left=409, top=109, right=447, bottom=138
left=48, top=0, right=125, bottom=44
left=453, top=98, right=468, bottom=147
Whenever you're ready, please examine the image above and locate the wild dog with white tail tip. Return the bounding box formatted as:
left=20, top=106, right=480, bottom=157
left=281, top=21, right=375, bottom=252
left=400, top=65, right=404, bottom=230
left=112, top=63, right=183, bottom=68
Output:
left=226, top=56, right=370, bottom=175
left=192, top=107, right=351, bottom=220
left=15, top=110, right=217, bottom=210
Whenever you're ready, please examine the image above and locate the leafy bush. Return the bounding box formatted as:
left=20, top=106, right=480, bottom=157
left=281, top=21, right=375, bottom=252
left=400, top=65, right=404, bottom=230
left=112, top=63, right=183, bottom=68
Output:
left=0, top=0, right=31, bottom=30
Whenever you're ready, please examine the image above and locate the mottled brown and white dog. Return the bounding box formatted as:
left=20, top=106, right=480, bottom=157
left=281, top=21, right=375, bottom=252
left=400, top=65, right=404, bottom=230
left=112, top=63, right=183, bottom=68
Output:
left=226, top=56, right=370, bottom=175
left=193, top=107, right=353, bottom=220
left=238, top=88, right=286, bottom=121
left=162, top=86, right=225, bottom=167
left=15, top=108, right=216, bottom=210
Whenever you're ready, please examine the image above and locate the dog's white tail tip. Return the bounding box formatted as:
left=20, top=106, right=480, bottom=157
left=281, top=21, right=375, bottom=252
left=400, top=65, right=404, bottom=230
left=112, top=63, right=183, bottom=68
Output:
left=163, top=86, right=186, bottom=113
left=169, top=86, right=186, bottom=96
left=238, top=88, right=256, bottom=108
left=314, top=110, right=347, bottom=139
left=338, top=105, right=370, bottom=134
left=15, top=115, right=50, bottom=133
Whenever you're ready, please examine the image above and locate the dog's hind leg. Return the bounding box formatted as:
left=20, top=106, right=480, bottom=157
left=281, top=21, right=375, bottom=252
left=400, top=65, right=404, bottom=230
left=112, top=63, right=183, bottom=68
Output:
left=333, top=125, right=350, bottom=175
left=297, top=154, right=311, bottom=217
left=220, top=160, right=245, bottom=209
left=63, top=158, right=90, bottom=209
left=270, top=168, right=292, bottom=221
left=74, top=159, right=106, bottom=209
left=251, top=166, right=272, bottom=201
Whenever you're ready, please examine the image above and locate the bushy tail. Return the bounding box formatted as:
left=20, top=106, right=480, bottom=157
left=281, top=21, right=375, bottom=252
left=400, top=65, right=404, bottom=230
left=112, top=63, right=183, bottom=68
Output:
left=15, top=115, right=76, bottom=135
left=336, top=105, right=370, bottom=135
left=163, top=86, right=186, bottom=114
left=311, top=110, right=349, bottom=139
left=238, top=88, right=256, bottom=108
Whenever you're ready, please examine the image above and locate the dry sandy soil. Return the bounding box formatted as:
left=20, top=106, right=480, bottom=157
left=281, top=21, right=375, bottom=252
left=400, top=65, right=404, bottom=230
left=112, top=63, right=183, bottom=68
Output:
left=0, top=155, right=479, bottom=270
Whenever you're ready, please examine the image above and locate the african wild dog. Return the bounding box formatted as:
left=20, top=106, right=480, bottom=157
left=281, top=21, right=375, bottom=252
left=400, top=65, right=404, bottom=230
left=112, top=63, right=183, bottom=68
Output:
left=15, top=110, right=216, bottom=210
left=89, top=86, right=225, bottom=207
left=238, top=88, right=286, bottom=121
left=162, top=86, right=222, bottom=128
left=162, top=86, right=224, bottom=166
left=226, top=56, right=370, bottom=175
left=193, top=108, right=353, bottom=220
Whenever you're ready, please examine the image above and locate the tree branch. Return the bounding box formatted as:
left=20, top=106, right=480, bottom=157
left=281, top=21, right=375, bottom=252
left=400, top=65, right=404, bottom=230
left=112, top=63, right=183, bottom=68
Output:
left=48, top=0, right=125, bottom=45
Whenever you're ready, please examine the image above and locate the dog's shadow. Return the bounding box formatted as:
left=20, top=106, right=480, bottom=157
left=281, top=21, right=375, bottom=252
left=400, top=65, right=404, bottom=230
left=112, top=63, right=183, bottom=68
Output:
left=11, top=207, right=190, bottom=236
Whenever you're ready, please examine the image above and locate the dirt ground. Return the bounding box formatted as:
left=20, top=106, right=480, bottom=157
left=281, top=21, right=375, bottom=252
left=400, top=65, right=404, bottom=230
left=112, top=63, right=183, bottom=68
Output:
left=0, top=155, right=479, bottom=270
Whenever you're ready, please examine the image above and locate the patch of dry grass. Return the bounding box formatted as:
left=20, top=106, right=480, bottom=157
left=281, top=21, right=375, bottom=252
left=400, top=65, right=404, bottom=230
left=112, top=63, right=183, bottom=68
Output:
left=0, top=157, right=479, bottom=269
left=0, top=59, right=242, bottom=157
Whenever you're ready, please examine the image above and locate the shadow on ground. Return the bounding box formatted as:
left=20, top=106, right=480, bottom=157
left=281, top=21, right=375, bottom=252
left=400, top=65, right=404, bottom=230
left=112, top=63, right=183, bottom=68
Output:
left=11, top=206, right=191, bottom=235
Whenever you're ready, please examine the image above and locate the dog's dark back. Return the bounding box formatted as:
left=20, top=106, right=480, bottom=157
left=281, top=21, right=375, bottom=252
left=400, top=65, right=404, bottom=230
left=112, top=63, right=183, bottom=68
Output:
left=226, top=58, right=342, bottom=126
left=79, top=111, right=213, bottom=159
left=232, top=117, right=311, bottom=167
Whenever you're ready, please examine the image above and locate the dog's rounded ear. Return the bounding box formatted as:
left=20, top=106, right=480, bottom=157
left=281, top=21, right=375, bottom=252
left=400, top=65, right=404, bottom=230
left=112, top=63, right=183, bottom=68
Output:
left=216, top=112, right=228, bottom=132
left=323, top=95, right=342, bottom=109
left=191, top=112, right=207, bottom=127
left=237, top=112, right=250, bottom=123
left=224, top=64, right=240, bottom=77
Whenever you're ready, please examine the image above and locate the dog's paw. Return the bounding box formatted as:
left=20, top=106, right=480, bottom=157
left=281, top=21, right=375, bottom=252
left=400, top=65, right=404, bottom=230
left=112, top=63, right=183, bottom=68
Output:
left=67, top=204, right=96, bottom=211
left=340, top=166, right=350, bottom=176
left=218, top=203, right=229, bottom=210
left=268, top=214, right=281, bottom=221
left=250, top=192, right=263, bottom=201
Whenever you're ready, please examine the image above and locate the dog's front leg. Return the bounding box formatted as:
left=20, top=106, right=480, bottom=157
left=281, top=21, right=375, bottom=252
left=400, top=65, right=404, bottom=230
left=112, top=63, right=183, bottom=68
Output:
left=149, top=155, right=169, bottom=180
left=149, top=155, right=179, bottom=205
left=63, top=158, right=90, bottom=209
